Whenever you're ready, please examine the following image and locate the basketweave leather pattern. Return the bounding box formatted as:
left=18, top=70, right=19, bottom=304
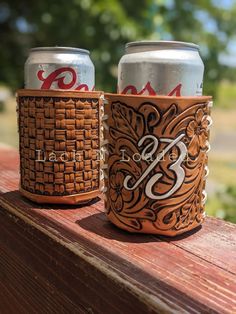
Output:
left=18, top=93, right=101, bottom=197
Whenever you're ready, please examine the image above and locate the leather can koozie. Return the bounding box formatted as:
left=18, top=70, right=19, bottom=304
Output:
left=104, top=94, right=212, bottom=236
left=17, top=89, right=103, bottom=204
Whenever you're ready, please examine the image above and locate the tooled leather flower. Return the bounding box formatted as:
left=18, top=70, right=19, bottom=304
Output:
left=186, top=108, right=208, bottom=157
left=176, top=193, right=204, bottom=229
left=109, top=172, right=132, bottom=212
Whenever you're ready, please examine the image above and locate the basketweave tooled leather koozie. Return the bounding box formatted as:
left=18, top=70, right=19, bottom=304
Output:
left=103, top=94, right=212, bottom=236
left=17, top=89, right=103, bottom=204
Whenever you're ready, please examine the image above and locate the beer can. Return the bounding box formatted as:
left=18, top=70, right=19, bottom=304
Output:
left=25, top=47, right=95, bottom=90
left=118, top=41, right=204, bottom=96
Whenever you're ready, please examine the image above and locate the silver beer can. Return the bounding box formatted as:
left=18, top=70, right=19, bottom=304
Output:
left=118, top=41, right=204, bottom=96
left=25, top=47, right=95, bottom=90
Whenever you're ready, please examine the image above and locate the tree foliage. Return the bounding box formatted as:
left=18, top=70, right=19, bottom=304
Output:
left=0, top=0, right=235, bottom=95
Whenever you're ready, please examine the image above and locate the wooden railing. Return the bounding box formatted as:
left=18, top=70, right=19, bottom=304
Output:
left=0, top=144, right=236, bottom=314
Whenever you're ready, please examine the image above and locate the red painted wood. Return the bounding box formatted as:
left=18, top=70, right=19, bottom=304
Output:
left=0, top=147, right=236, bottom=313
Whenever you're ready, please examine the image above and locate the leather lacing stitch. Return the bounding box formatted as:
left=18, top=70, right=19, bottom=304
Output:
left=16, top=93, right=19, bottom=134
left=202, top=100, right=213, bottom=216
left=99, top=95, right=109, bottom=198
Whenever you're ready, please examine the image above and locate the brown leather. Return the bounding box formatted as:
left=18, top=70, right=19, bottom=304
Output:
left=104, top=94, right=212, bottom=236
left=17, top=89, right=103, bottom=204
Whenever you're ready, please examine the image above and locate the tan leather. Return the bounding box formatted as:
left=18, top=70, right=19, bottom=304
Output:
left=19, top=187, right=101, bottom=205
left=17, top=89, right=103, bottom=204
left=104, top=94, right=212, bottom=236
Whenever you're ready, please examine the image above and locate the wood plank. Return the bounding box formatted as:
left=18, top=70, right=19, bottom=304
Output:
left=160, top=216, right=236, bottom=274
left=0, top=147, right=236, bottom=313
left=1, top=205, right=182, bottom=314
left=0, top=146, right=19, bottom=194
left=0, top=247, right=83, bottom=314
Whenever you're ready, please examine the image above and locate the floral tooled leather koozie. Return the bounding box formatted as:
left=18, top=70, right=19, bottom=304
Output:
left=17, top=89, right=103, bottom=204
left=104, top=94, right=212, bottom=236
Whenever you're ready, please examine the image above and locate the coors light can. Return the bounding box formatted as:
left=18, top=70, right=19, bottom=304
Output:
left=118, top=41, right=204, bottom=96
left=25, top=47, right=95, bottom=90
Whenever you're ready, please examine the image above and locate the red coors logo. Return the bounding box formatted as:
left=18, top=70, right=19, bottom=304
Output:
left=121, top=82, right=182, bottom=96
left=37, top=67, right=94, bottom=90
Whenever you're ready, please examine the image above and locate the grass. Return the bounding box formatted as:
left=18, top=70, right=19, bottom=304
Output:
left=207, top=185, right=236, bottom=223
left=206, top=154, right=236, bottom=222
left=215, top=80, right=236, bottom=109
left=208, top=155, right=236, bottom=186
left=0, top=96, right=18, bottom=148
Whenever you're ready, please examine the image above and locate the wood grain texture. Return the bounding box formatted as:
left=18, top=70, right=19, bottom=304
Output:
left=0, top=147, right=236, bottom=314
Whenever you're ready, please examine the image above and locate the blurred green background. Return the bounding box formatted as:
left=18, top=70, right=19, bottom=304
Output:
left=0, top=0, right=235, bottom=222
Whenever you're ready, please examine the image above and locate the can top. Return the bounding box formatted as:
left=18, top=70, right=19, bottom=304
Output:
left=125, top=41, right=199, bottom=53
left=30, top=46, right=90, bottom=54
